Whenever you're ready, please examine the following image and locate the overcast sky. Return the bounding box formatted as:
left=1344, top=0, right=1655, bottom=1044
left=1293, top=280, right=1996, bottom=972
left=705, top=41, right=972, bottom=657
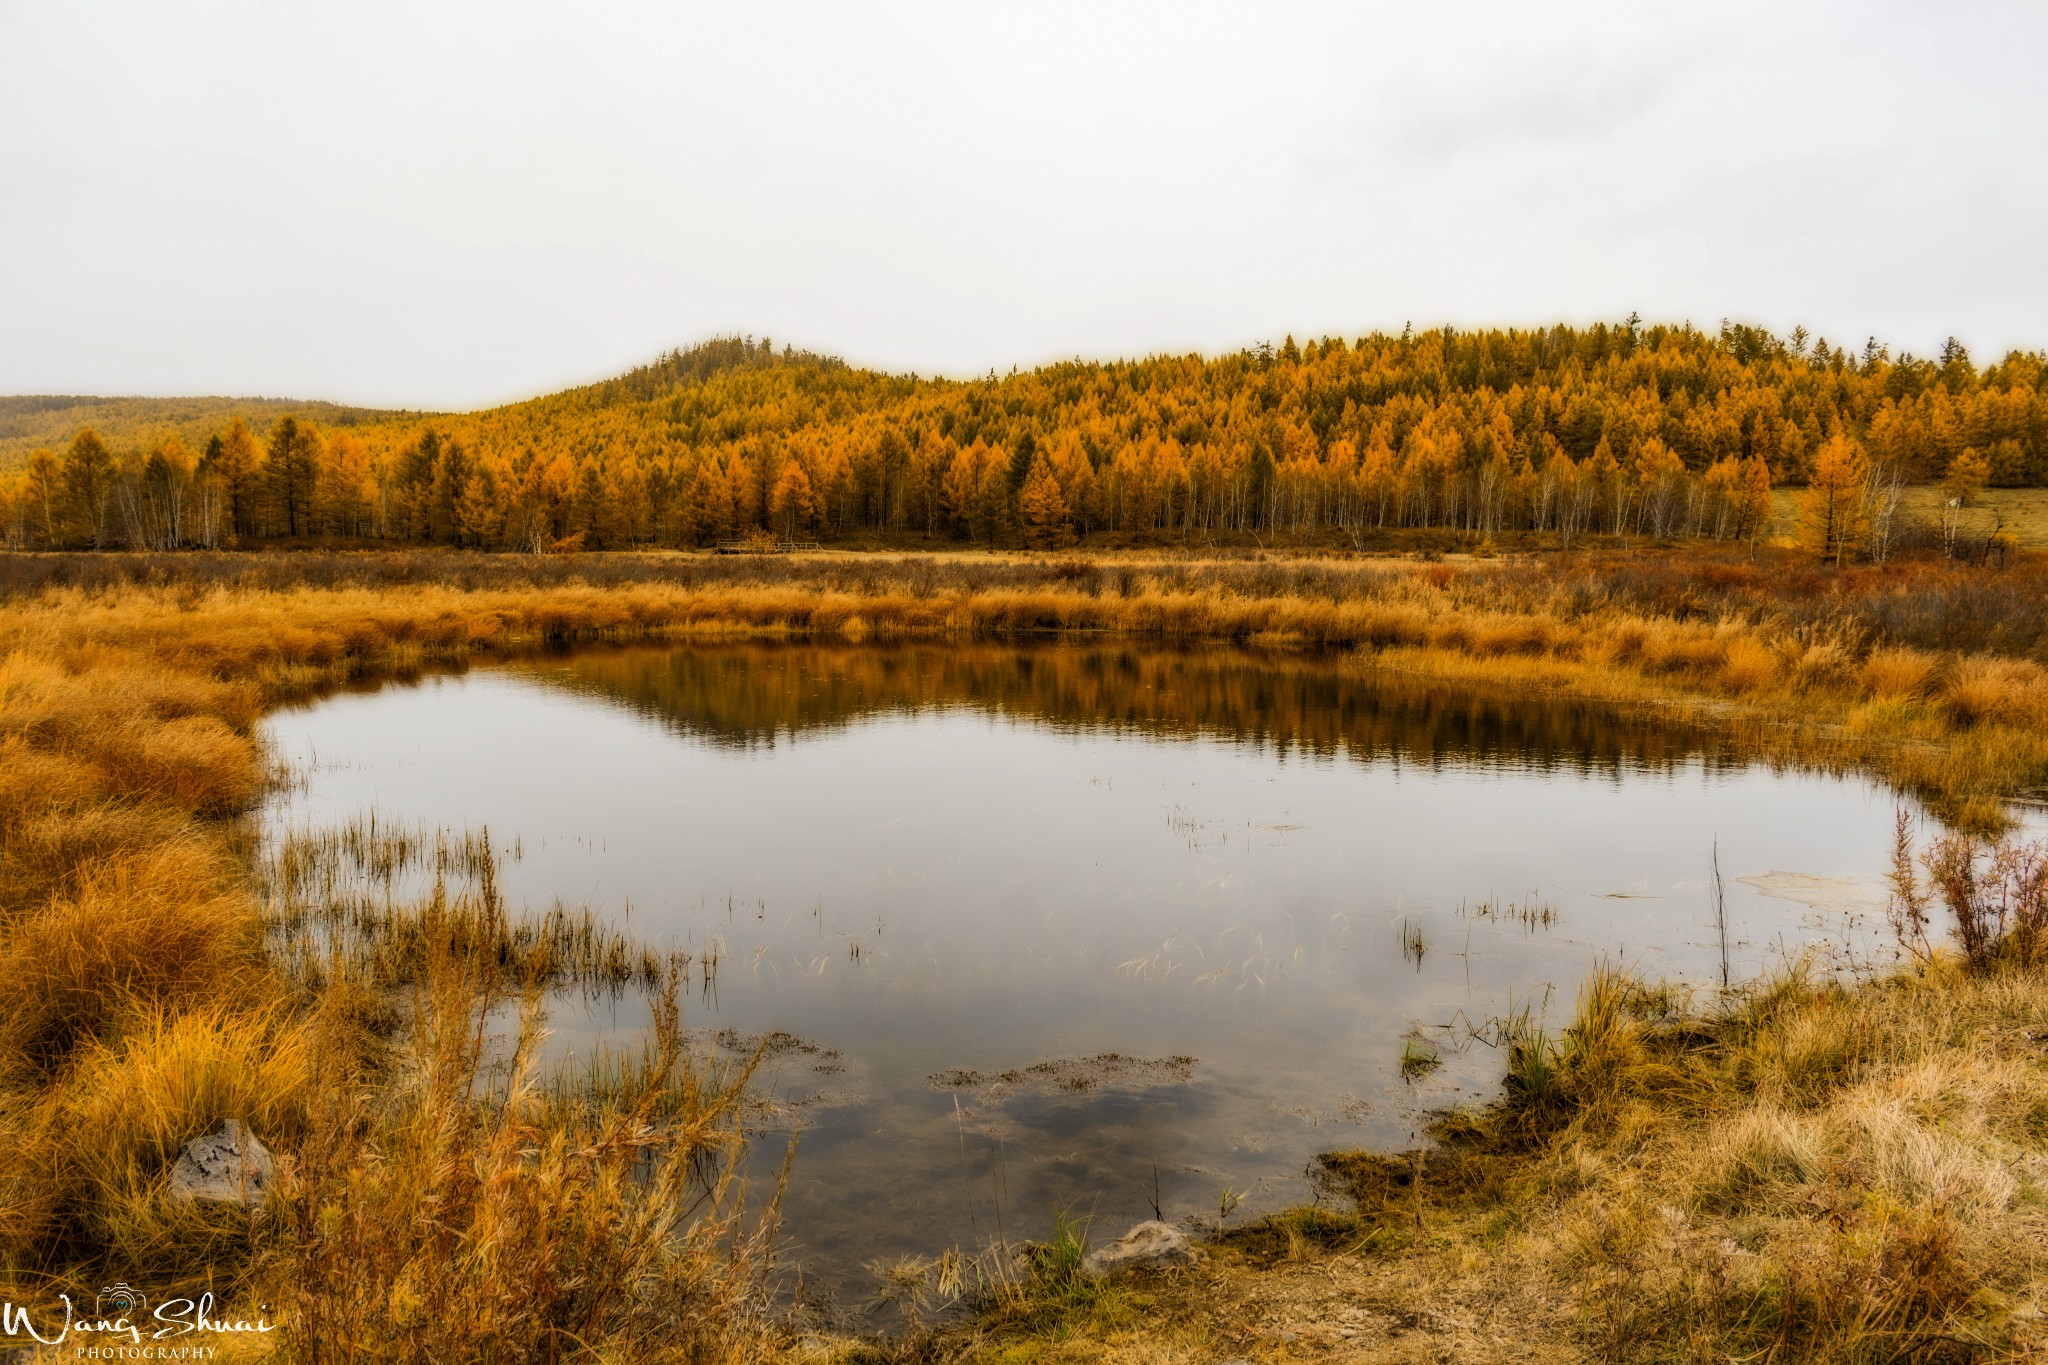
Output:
left=2, top=1, right=2043, bottom=410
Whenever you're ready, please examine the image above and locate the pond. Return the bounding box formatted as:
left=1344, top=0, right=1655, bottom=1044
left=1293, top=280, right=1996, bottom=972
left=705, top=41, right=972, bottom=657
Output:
left=259, top=642, right=1921, bottom=1307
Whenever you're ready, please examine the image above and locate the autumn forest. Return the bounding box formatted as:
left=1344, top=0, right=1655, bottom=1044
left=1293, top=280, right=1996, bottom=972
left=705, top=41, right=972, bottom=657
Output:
left=6, top=321, right=2045, bottom=558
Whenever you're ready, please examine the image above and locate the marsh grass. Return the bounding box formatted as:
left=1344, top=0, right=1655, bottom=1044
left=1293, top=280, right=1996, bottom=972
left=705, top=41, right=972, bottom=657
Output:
left=4, top=545, right=2048, bottom=1360
left=258, top=816, right=687, bottom=998
left=1398, top=919, right=1427, bottom=969
left=847, top=1208, right=1139, bottom=1358
left=1891, top=819, right=2048, bottom=975
left=1459, top=893, right=1559, bottom=932
left=1399, top=1034, right=1443, bottom=1083
left=240, top=808, right=783, bottom=1361
left=273, top=934, right=776, bottom=1364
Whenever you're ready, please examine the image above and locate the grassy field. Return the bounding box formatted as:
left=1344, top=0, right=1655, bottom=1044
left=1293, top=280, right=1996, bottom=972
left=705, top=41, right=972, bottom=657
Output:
left=1768, top=485, right=2048, bottom=550
left=1, top=544, right=2046, bottom=1361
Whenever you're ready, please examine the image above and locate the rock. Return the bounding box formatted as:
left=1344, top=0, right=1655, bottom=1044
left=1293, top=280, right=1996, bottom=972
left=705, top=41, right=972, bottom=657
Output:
left=1080, top=1220, right=1199, bottom=1278
left=166, top=1119, right=275, bottom=1207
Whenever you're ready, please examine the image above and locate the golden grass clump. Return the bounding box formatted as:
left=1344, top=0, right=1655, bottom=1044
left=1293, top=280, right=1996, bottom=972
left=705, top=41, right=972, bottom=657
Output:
left=1860, top=645, right=1940, bottom=700
left=1943, top=655, right=2048, bottom=728
left=0, top=843, right=268, bottom=1078
left=47, top=1003, right=313, bottom=1266
left=1717, top=633, right=1780, bottom=693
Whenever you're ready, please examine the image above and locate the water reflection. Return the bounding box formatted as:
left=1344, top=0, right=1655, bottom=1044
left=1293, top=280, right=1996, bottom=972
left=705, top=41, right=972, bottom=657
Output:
left=523, top=641, right=1737, bottom=775
left=262, top=641, right=1912, bottom=1310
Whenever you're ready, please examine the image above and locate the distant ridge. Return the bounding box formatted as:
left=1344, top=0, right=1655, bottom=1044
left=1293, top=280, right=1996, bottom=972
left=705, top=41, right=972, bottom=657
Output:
left=0, top=336, right=834, bottom=470
left=0, top=395, right=415, bottom=472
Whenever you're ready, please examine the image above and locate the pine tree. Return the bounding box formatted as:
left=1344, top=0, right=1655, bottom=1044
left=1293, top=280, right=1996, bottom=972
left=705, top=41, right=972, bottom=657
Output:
left=1737, top=455, right=1773, bottom=544
left=399, top=430, right=443, bottom=540
left=1943, top=448, right=1990, bottom=507
left=427, top=439, right=472, bottom=543
left=455, top=467, right=504, bottom=548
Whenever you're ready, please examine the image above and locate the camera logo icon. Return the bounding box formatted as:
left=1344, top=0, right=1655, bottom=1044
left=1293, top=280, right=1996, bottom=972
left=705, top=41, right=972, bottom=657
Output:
left=96, top=1283, right=148, bottom=1318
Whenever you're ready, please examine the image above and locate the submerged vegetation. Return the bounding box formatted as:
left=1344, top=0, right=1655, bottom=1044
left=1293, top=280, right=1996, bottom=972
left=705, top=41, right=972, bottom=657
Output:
left=0, top=541, right=2044, bottom=1359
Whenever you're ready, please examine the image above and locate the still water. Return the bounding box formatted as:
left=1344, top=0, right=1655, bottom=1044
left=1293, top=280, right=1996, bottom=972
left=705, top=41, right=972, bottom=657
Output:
left=260, top=643, right=1917, bottom=1301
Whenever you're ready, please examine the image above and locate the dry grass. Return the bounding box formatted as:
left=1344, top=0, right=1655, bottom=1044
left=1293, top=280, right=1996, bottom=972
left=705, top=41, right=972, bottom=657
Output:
left=2, top=543, right=2046, bottom=1360
left=1514, top=959, right=2048, bottom=1361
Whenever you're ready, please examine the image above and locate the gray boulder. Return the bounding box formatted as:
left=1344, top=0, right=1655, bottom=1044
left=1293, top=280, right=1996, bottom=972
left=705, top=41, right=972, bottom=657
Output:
left=166, top=1119, right=275, bottom=1207
left=1080, top=1220, right=1199, bottom=1277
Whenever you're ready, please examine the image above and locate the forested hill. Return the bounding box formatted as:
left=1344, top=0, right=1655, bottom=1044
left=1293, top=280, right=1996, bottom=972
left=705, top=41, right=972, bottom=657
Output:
left=0, top=395, right=403, bottom=473
left=4, top=323, right=2046, bottom=554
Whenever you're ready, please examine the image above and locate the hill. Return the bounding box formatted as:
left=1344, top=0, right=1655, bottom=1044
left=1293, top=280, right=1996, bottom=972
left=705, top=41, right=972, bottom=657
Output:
left=3, top=325, right=2045, bottom=554
left=0, top=394, right=408, bottom=472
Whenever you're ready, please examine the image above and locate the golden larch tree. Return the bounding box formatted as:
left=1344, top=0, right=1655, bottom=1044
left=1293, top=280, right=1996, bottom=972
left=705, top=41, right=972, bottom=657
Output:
left=1018, top=456, right=1073, bottom=549
left=768, top=458, right=818, bottom=539
left=1799, top=431, right=1870, bottom=564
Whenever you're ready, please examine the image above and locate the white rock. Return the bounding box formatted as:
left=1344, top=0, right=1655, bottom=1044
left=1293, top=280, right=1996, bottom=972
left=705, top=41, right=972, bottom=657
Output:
left=1080, top=1220, right=1198, bottom=1277
left=166, top=1119, right=275, bottom=1207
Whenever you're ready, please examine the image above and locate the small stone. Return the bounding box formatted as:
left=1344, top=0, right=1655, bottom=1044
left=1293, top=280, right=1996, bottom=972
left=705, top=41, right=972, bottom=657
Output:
left=1080, top=1220, right=1199, bottom=1277
left=166, top=1119, right=275, bottom=1207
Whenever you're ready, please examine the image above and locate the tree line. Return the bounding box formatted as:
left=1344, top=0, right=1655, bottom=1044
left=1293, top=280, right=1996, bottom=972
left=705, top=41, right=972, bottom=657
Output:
left=4, top=323, right=2043, bottom=556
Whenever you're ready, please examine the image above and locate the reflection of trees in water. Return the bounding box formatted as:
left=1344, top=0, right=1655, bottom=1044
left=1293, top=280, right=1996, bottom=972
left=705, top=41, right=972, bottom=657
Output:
left=514, top=642, right=1739, bottom=778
